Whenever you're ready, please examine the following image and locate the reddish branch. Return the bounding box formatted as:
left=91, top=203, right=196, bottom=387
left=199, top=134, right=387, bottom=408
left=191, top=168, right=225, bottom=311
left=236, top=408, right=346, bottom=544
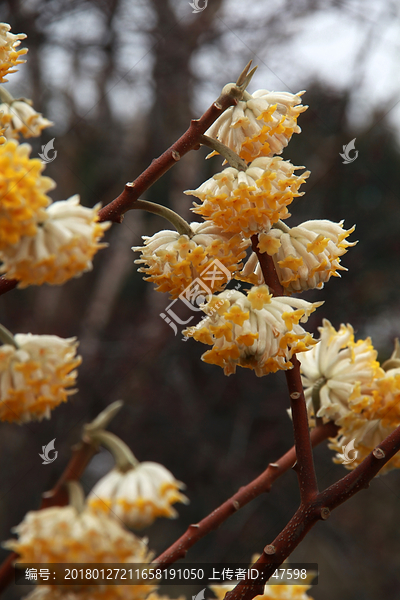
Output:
left=0, top=440, right=97, bottom=594
left=223, top=237, right=400, bottom=600
left=251, top=238, right=319, bottom=504
left=154, top=421, right=337, bottom=566
left=285, top=357, right=319, bottom=503
left=97, top=91, right=239, bottom=224
left=250, top=236, right=283, bottom=297
left=225, top=422, right=400, bottom=600
left=0, top=275, right=17, bottom=297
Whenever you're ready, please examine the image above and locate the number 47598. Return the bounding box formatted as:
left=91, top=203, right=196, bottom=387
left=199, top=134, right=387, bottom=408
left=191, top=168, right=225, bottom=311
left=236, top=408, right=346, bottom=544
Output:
left=271, top=568, right=307, bottom=580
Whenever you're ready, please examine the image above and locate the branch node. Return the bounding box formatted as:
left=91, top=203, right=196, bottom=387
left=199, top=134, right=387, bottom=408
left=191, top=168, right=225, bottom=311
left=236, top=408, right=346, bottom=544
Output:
left=264, top=544, right=276, bottom=555
left=320, top=507, right=330, bottom=520
left=232, top=500, right=240, bottom=510
left=214, top=101, right=223, bottom=110
left=269, top=463, right=279, bottom=468
left=373, top=447, right=385, bottom=459
left=171, top=150, right=181, bottom=161
left=290, top=392, right=301, bottom=400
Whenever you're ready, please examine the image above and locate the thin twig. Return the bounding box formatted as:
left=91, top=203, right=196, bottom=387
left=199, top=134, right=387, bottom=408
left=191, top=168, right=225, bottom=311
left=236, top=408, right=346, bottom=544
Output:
left=251, top=237, right=318, bottom=502
left=97, top=90, right=241, bottom=224
left=224, top=422, right=400, bottom=600
left=199, top=134, right=248, bottom=171
left=153, top=422, right=337, bottom=566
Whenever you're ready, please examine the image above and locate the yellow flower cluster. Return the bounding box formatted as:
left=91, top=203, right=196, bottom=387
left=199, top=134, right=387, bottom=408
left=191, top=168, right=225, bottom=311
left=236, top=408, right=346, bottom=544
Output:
left=0, top=332, right=81, bottom=423
left=205, top=88, right=307, bottom=161
left=0, top=98, right=53, bottom=139
left=7, top=505, right=155, bottom=600
left=184, top=286, right=322, bottom=376
left=240, top=220, right=356, bottom=293
left=88, top=461, right=189, bottom=529
left=298, top=319, right=382, bottom=425
left=0, top=195, right=110, bottom=287
left=329, top=364, right=400, bottom=474
left=0, top=22, right=27, bottom=83
left=132, top=221, right=249, bottom=298
left=186, top=158, right=309, bottom=237
left=0, top=140, right=54, bottom=250
left=299, top=322, right=400, bottom=473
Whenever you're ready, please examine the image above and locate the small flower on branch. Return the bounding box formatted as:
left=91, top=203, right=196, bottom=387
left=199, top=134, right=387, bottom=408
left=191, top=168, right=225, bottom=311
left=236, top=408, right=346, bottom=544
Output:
left=6, top=483, right=155, bottom=600
left=0, top=195, right=111, bottom=287
left=0, top=327, right=81, bottom=423
left=186, top=158, right=309, bottom=237
left=298, top=319, right=382, bottom=425
left=239, top=220, right=356, bottom=293
left=0, top=140, right=55, bottom=251
left=184, top=285, right=322, bottom=376
left=88, top=461, right=189, bottom=529
left=329, top=345, right=400, bottom=474
left=0, top=22, right=27, bottom=83
left=132, top=220, right=250, bottom=298
left=0, top=94, right=53, bottom=139
left=205, top=87, right=307, bottom=162
left=86, top=427, right=188, bottom=529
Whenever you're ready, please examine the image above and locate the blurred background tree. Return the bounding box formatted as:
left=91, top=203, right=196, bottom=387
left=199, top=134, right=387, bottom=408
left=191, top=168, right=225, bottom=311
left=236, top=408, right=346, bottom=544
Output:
left=1, top=1, right=400, bottom=599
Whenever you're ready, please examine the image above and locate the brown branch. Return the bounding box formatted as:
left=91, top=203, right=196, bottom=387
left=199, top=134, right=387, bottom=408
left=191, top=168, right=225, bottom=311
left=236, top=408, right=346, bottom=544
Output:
left=285, top=357, right=318, bottom=503
left=0, top=275, right=17, bottom=297
left=0, top=440, right=98, bottom=594
left=252, top=240, right=318, bottom=503
left=153, top=421, right=337, bottom=566
left=224, top=422, right=400, bottom=600
left=251, top=236, right=283, bottom=296
left=97, top=91, right=239, bottom=224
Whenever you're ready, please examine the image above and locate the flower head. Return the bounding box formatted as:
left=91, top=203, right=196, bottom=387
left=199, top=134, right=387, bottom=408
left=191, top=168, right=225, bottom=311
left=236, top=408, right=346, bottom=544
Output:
left=6, top=505, right=152, bottom=562
left=0, top=140, right=54, bottom=250
left=0, top=99, right=53, bottom=139
left=328, top=365, right=400, bottom=473
left=239, top=220, right=356, bottom=293
left=329, top=414, right=400, bottom=474
left=0, top=332, right=81, bottom=423
left=8, top=506, right=155, bottom=600
left=298, top=319, right=383, bottom=425
left=0, top=195, right=110, bottom=287
left=88, top=461, right=189, bottom=529
left=205, top=88, right=307, bottom=162
left=184, top=285, right=322, bottom=376
left=0, top=22, right=27, bottom=83
left=186, top=158, right=309, bottom=237
left=132, top=221, right=249, bottom=298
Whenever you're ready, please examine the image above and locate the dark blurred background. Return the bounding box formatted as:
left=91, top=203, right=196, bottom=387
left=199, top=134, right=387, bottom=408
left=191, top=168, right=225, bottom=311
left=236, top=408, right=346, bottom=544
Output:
left=1, top=1, right=400, bottom=599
